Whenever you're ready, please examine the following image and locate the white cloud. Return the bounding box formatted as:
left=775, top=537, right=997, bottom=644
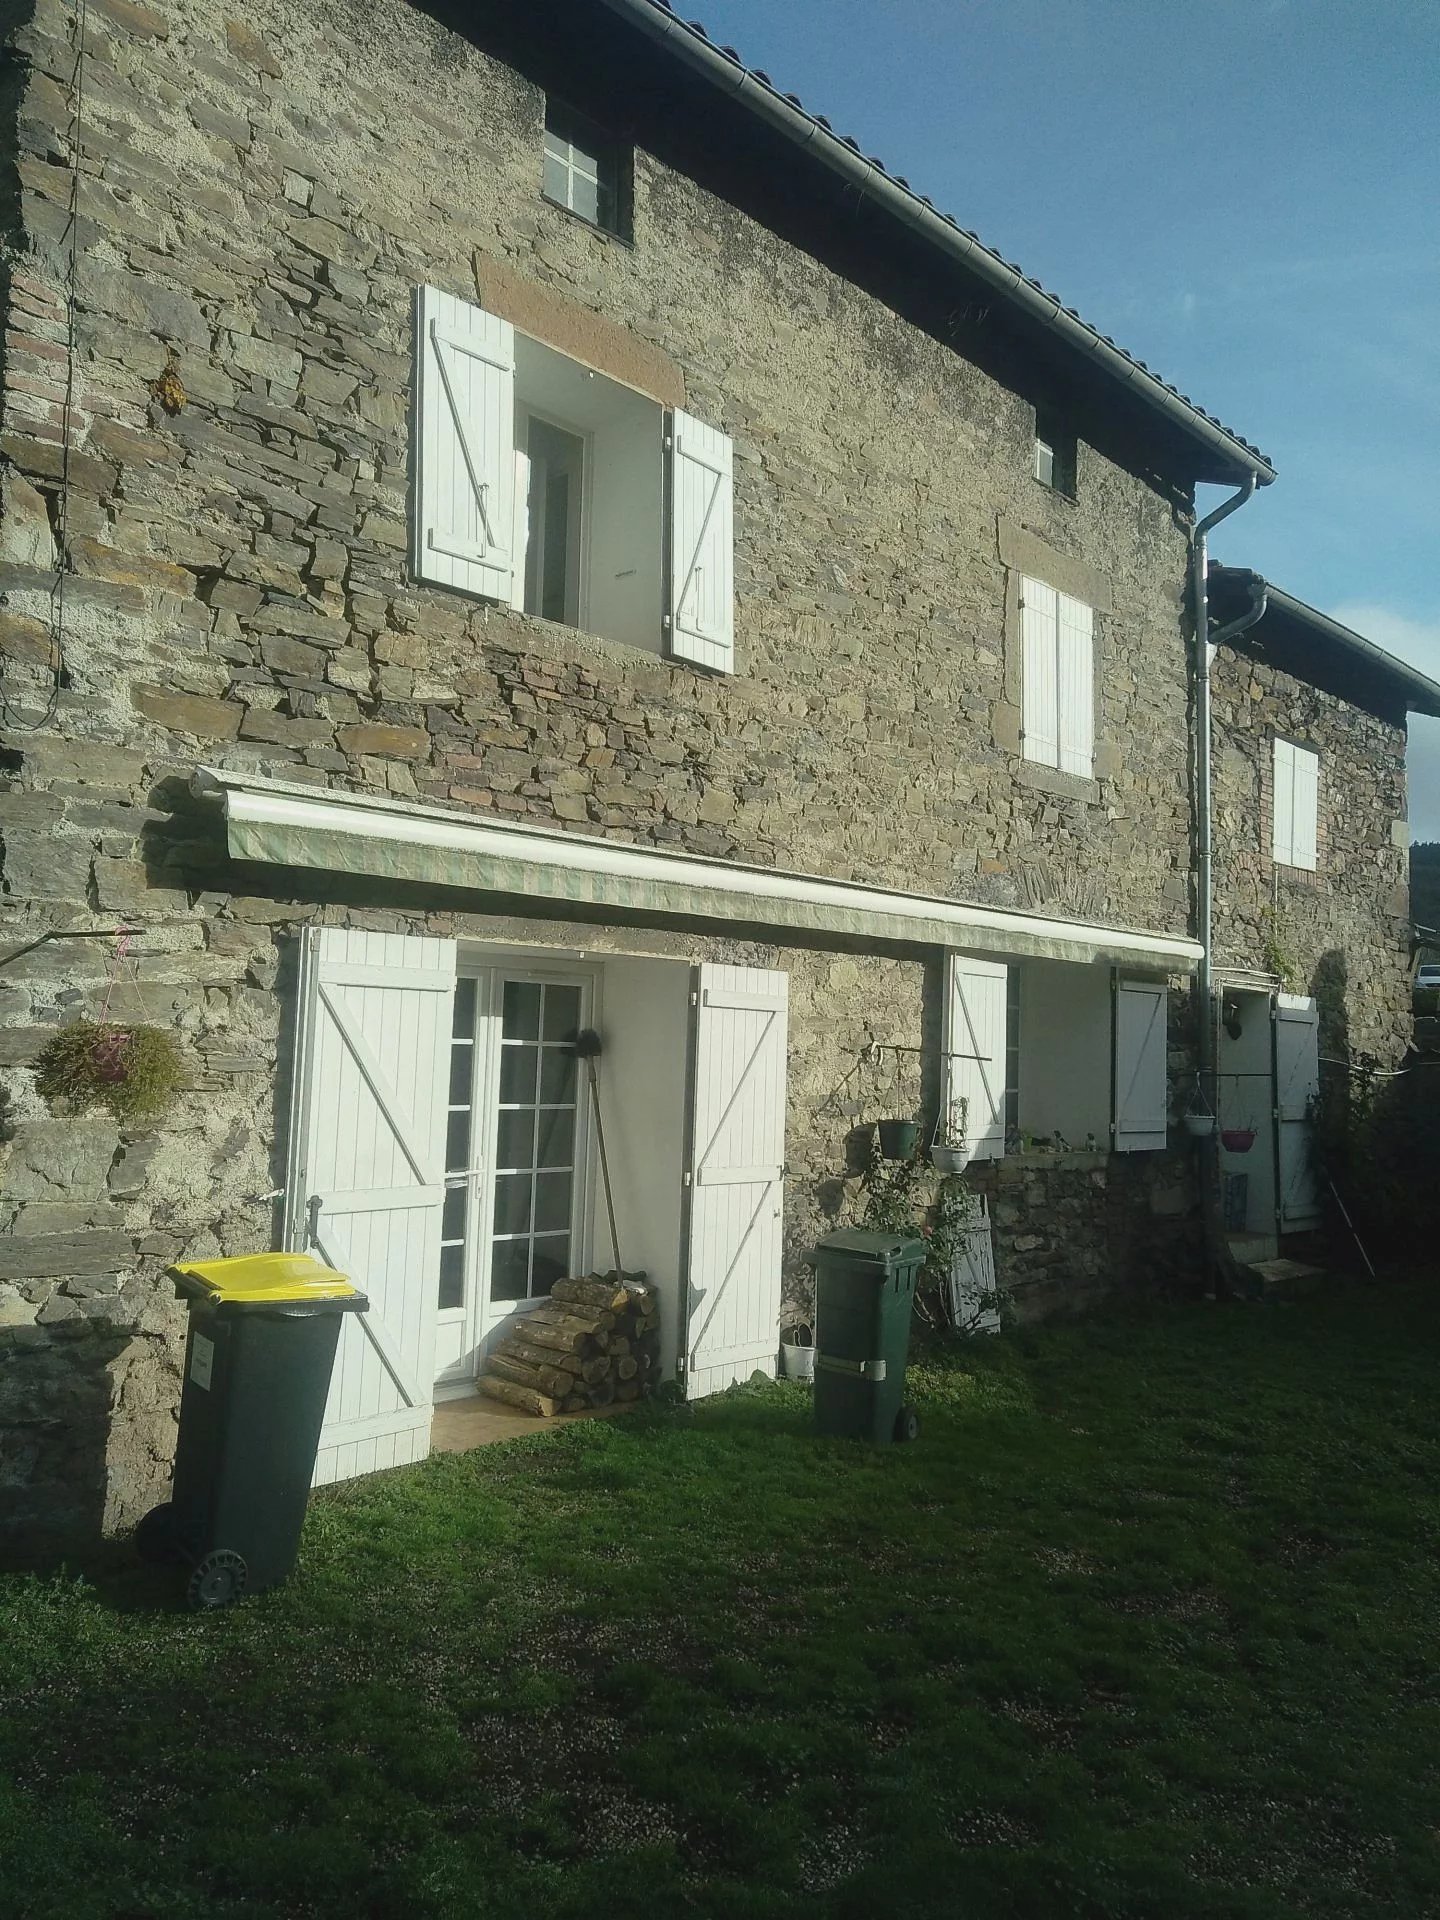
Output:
left=1329, top=602, right=1440, bottom=843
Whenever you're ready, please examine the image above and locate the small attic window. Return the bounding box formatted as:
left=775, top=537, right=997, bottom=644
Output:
left=542, top=100, right=629, bottom=239
left=1033, top=409, right=1077, bottom=497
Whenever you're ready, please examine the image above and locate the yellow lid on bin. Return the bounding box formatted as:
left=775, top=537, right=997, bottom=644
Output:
left=168, top=1253, right=361, bottom=1305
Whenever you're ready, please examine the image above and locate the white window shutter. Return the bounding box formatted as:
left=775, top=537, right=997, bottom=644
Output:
left=684, top=965, right=788, bottom=1397
left=668, top=408, right=734, bottom=673
left=1272, top=737, right=1295, bottom=865
left=1291, top=745, right=1319, bottom=870
left=1056, top=592, right=1094, bottom=778
left=286, top=928, right=457, bottom=1485
left=413, top=284, right=515, bottom=601
left=944, top=954, right=1008, bottom=1160
left=1021, top=577, right=1058, bottom=767
left=1113, top=977, right=1168, bottom=1151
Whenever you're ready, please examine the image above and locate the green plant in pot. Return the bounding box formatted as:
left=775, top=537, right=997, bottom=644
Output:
left=930, top=1096, right=971, bottom=1173
left=34, top=1019, right=184, bottom=1124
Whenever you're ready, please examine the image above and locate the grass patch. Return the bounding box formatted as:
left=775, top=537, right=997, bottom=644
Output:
left=4, top=1285, right=1440, bottom=1916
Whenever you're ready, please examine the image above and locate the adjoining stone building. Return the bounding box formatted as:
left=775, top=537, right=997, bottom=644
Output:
left=0, top=0, right=1419, bottom=1555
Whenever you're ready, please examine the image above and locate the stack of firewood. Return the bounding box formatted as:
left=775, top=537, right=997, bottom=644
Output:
left=477, top=1273, right=660, bottom=1418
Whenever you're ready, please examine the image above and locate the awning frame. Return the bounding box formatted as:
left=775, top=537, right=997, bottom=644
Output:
left=193, top=767, right=1202, bottom=973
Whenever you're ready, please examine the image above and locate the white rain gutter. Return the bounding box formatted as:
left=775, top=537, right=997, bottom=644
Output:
left=192, top=768, right=1202, bottom=972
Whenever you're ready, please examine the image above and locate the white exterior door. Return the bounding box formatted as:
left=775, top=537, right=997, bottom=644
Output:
left=1113, top=978, right=1169, bottom=1151
left=436, top=966, right=593, bottom=1386
left=288, top=928, right=455, bottom=1486
left=684, top=964, right=788, bottom=1398
left=1274, top=994, right=1322, bottom=1231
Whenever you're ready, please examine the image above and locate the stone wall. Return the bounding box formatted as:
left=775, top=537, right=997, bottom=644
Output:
left=0, top=0, right=1222, bottom=1552
left=1210, top=644, right=1411, bottom=1067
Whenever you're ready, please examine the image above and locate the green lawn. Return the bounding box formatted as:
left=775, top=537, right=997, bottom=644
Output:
left=4, top=1286, right=1440, bottom=1920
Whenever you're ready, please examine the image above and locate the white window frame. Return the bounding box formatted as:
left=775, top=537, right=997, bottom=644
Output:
left=517, top=404, right=590, bottom=632
left=542, top=101, right=623, bottom=236
left=1272, top=737, right=1319, bottom=871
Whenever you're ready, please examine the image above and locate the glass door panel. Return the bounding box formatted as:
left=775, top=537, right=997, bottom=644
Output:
left=490, top=979, right=583, bottom=1312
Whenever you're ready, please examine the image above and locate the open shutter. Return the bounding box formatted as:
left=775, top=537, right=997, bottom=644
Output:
left=668, top=408, right=734, bottom=673
left=287, top=928, right=456, bottom=1485
left=1021, top=576, right=1058, bottom=767
left=413, top=284, right=515, bottom=601
left=1113, top=977, right=1168, bottom=1150
left=1057, top=592, right=1094, bottom=778
left=1292, top=746, right=1319, bottom=871
left=1272, top=737, right=1296, bottom=865
left=944, top=954, right=1008, bottom=1160
left=1274, top=994, right=1321, bottom=1229
left=684, top=964, right=787, bottom=1397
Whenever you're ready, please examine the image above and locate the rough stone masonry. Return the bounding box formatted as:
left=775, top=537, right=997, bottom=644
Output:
left=0, top=0, right=1411, bottom=1553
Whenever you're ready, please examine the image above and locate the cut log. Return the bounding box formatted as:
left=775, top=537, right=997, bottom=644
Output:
left=509, top=1318, right=597, bottom=1357
left=526, top=1303, right=616, bottom=1336
left=588, top=1374, right=616, bottom=1409
left=606, top=1335, right=630, bottom=1359
left=614, top=1354, right=638, bottom=1381
left=562, top=1392, right=589, bottom=1414
left=497, top=1336, right=580, bottom=1378
left=485, top=1352, right=576, bottom=1399
left=552, top=1276, right=630, bottom=1314
left=615, top=1380, right=641, bottom=1403
left=478, top=1375, right=557, bottom=1418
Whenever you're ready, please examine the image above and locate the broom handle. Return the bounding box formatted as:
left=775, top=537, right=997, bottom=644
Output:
left=587, top=1057, right=623, bottom=1278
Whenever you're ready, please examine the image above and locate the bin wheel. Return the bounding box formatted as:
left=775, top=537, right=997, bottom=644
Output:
left=134, top=1502, right=182, bottom=1566
left=894, top=1405, right=920, bottom=1444
left=187, top=1549, right=248, bottom=1611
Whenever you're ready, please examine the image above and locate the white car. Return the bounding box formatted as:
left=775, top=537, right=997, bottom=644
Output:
left=1415, top=964, right=1440, bottom=997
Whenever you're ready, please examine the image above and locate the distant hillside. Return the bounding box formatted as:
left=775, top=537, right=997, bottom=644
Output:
left=1413, top=842, right=1440, bottom=940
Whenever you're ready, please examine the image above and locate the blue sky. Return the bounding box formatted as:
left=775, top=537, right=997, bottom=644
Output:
left=690, top=0, right=1440, bottom=836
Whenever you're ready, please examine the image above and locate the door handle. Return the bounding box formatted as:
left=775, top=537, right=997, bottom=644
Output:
left=306, top=1193, right=323, bottom=1247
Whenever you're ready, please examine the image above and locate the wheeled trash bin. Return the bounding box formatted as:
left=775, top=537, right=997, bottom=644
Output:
left=811, top=1230, right=925, bottom=1445
left=136, top=1254, right=367, bottom=1608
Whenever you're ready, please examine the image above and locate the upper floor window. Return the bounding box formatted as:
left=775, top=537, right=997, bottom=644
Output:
left=1033, top=409, right=1076, bottom=497
left=411, top=285, right=734, bottom=673
left=1273, top=737, right=1319, bottom=870
left=1020, top=574, right=1093, bottom=778
left=543, top=100, right=629, bottom=238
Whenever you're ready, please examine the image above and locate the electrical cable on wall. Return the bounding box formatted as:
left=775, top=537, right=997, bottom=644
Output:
left=2, top=0, right=88, bottom=732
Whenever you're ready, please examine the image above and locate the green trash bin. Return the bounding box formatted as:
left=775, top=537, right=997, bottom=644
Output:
left=135, top=1254, right=367, bottom=1608
left=811, top=1229, right=925, bottom=1445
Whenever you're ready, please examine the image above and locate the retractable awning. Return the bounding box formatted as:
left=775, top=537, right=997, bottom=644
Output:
left=193, top=767, right=1202, bottom=973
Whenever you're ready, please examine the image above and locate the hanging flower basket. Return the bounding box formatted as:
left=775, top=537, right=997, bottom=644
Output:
left=1221, top=1127, right=1257, bottom=1154
left=34, top=1020, right=184, bottom=1124
left=1183, top=1112, right=1217, bottom=1139
left=877, top=1119, right=919, bottom=1161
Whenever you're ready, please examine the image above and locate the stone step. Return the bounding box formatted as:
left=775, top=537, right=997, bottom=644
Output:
left=1240, top=1256, right=1327, bottom=1303
left=1227, top=1231, right=1278, bottom=1265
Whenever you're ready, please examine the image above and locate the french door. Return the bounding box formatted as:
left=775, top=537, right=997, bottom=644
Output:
left=434, top=964, right=592, bottom=1388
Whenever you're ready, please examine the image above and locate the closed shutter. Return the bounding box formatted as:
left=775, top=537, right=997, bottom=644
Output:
left=1272, top=737, right=1295, bottom=864
left=413, top=284, right=516, bottom=601
left=1021, top=576, right=1058, bottom=767
left=684, top=964, right=787, bottom=1397
left=1274, top=994, right=1321, bottom=1228
left=1292, top=745, right=1319, bottom=871
left=287, top=928, right=456, bottom=1485
left=668, top=408, right=734, bottom=673
left=1113, top=977, right=1169, bottom=1151
left=944, top=954, right=1008, bottom=1160
left=1057, top=592, right=1094, bottom=778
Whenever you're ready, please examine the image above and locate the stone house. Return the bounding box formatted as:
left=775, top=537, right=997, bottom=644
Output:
left=0, top=0, right=1410, bottom=1554
left=1203, top=572, right=1439, bottom=1255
